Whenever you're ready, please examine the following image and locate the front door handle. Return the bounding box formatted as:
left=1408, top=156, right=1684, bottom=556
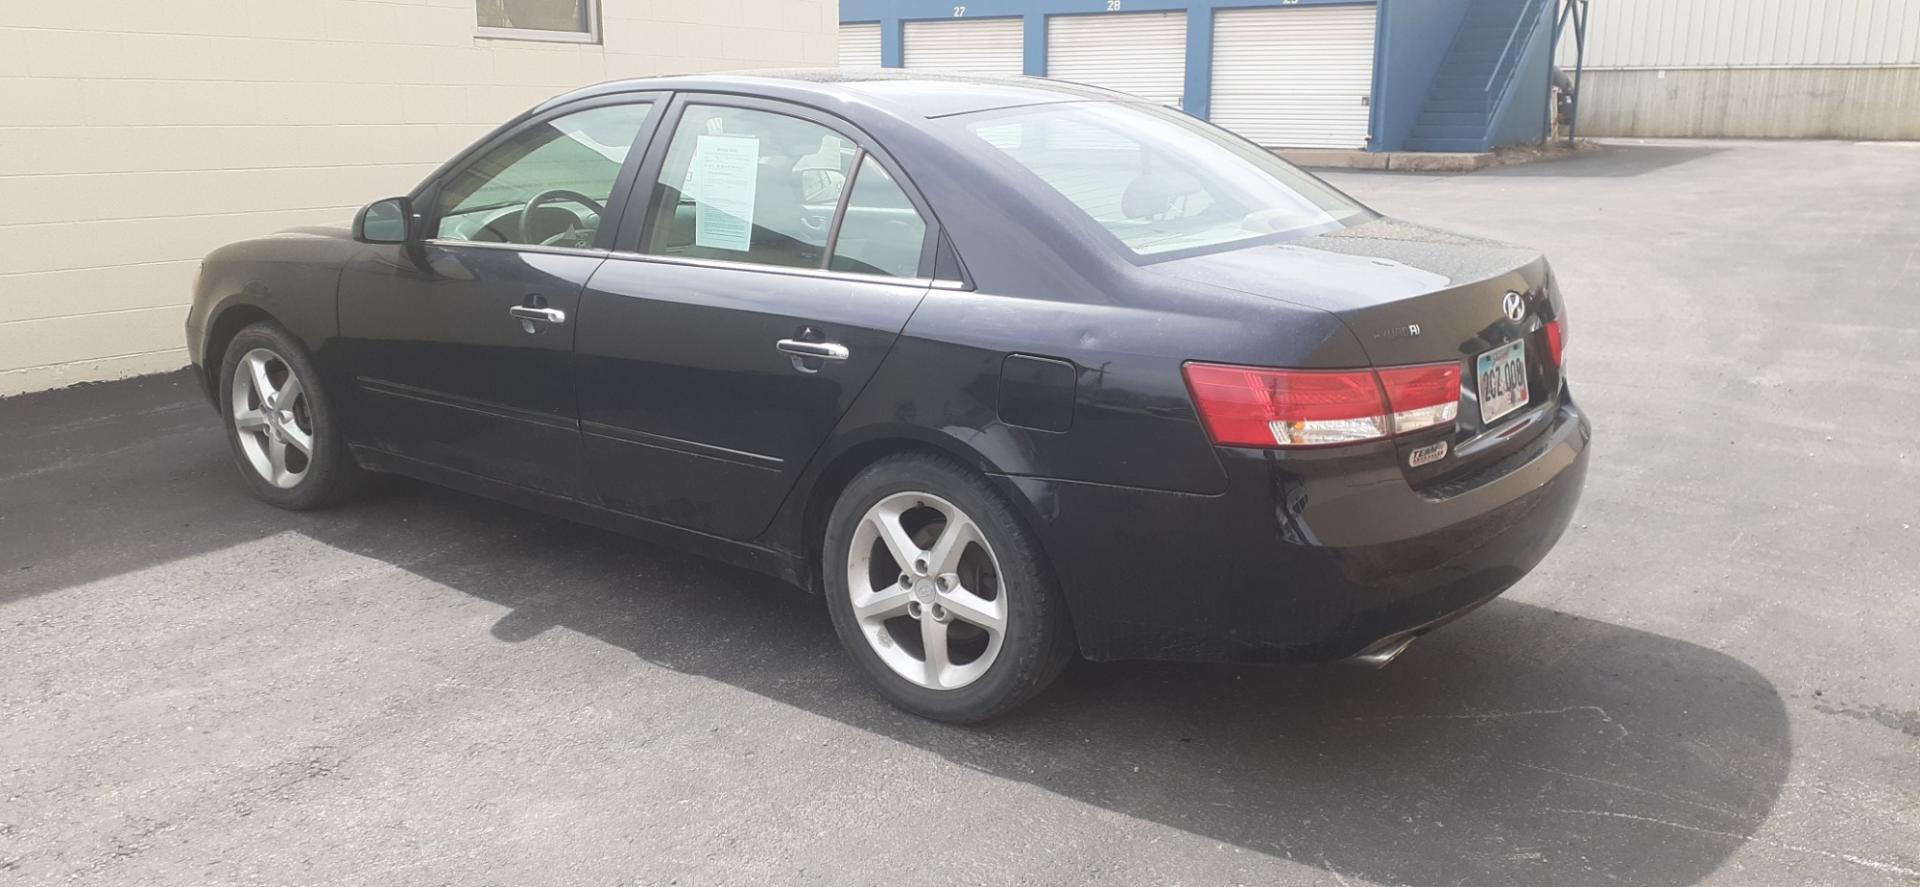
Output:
left=509, top=305, right=567, bottom=324
left=776, top=339, right=849, bottom=361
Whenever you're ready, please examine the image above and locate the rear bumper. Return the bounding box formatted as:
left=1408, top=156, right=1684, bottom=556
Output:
left=1006, top=393, right=1591, bottom=663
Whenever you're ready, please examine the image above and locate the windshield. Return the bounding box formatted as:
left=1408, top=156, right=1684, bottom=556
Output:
left=960, top=102, right=1373, bottom=258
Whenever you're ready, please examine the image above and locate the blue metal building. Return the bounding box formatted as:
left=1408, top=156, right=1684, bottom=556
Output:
left=837, top=0, right=1557, bottom=153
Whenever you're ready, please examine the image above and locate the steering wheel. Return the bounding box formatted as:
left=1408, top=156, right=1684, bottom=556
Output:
left=520, top=189, right=606, bottom=246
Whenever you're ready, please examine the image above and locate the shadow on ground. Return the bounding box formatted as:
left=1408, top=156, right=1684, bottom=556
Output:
left=1477, top=143, right=1729, bottom=178
left=2, top=373, right=1791, bottom=886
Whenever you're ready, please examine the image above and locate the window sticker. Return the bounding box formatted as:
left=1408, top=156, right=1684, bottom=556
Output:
left=688, top=134, right=760, bottom=252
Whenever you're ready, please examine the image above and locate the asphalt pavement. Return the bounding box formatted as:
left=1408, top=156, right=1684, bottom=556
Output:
left=2, top=139, right=1916, bottom=886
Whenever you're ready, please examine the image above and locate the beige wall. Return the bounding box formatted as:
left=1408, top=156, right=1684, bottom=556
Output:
left=0, top=0, right=838, bottom=397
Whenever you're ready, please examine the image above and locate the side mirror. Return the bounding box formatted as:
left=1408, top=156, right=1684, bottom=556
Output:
left=354, top=196, right=415, bottom=244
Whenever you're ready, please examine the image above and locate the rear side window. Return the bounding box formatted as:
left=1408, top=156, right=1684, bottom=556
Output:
left=642, top=105, right=855, bottom=271
left=641, top=103, right=931, bottom=278
left=829, top=156, right=927, bottom=279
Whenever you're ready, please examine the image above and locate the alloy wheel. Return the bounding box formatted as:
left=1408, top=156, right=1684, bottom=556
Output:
left=229, top=347, right=314, bottom=489
left=845, top=491, right=1007, bottom=690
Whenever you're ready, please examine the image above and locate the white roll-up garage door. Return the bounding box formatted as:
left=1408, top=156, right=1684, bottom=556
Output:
left=1210, top=4, right=1377, bottom=149
left=839, top=23, right=881, bottom=68
left=1046, top=11, right=1187, bottom=106
left=902, top=18, right=1025, bottom=75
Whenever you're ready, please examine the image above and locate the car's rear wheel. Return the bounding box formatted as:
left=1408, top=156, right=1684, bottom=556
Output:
left=823, top=453, right=1073, bottom=722
left=218, top=321, right=361, bottom=510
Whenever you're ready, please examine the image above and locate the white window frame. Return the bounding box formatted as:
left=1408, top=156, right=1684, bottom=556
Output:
left=476, top=0, right=602, bottom=44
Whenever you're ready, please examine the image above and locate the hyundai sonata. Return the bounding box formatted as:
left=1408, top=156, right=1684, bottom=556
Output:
left=185, top=71, right=1589, bottom=722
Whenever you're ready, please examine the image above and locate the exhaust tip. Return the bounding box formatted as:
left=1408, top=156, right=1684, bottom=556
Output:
left=1345, top=635, right=1416, bottom=669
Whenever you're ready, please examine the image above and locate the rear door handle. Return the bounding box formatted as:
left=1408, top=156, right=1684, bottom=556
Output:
left=508, top=306, right=567, bottom=324
left=775, top=339, right=849, bottom=361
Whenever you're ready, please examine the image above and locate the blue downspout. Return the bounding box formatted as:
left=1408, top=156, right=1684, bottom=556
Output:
left=1368, top=0, right=1387, bottom=150
left=1024, top=13, right=1047, bottom=75
left=1183, top=5, right=1212, bottom=118
left=881, top=17, right=903, bottom=68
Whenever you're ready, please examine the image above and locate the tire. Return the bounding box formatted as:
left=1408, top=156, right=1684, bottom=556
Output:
left=822, top=453, right=1074, bottom=722
left=217, top=321, right=363, bottom=510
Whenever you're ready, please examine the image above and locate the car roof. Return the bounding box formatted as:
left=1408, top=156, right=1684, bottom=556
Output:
left=538, top=68, right=1134, bottom=120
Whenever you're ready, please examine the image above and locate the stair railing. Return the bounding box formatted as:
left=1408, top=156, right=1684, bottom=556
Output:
left=1483, top=0, right=1552, bottom=122
left=1554, top=0, right=1592, bottom=143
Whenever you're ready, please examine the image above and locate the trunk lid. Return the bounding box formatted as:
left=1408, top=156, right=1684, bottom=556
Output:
left=1149, top=218, right=1567, bottom=489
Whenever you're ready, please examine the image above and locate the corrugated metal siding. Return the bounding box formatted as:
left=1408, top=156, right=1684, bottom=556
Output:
left=1558, top=0, right=1920, bottom=69
left=1573, top=67, right=1920, bottom=137
left=902, top=18, right=1025, bottom=74
left=1045, top=11, right=1188, bottom=106
left=1209, top=5, right=1378, bottom=149
left=839, top=23, right=881, bottom=68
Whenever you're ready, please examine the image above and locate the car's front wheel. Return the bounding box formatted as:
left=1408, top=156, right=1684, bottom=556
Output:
left=823, top=453, right=1073, bottom=722
left=218, top=321, right=362, bottom=510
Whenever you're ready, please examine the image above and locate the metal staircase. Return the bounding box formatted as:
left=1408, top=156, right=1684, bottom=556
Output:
left=1402, top=0, right=1550, bottom=152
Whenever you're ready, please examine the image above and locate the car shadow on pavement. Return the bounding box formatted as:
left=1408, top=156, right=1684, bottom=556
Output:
left=0, top=374, right=1790, bottom=886
left=321, top=477, right=1789, bottom=887
left=1478, top=143, right=1728, bottom=178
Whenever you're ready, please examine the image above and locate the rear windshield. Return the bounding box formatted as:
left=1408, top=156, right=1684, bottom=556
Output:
left=960, top=102, right=1372, bottom=258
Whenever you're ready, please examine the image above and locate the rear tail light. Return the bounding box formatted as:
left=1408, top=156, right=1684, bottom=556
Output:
left=1182, top=361, right=1461, bottom=449
left=1378, top=363, right=1462, bottom=434
left=1544, top=318, right=1566, bottom=368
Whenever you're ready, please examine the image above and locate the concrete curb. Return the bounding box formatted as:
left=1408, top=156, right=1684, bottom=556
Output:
left=1278, top=142, right=1604, bottom=173
left=1275, top=149, right=1493, bottom=172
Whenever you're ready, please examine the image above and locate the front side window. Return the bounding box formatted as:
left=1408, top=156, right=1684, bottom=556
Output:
left=433, top=102, right=652, bottom=247
left=477, top=0, right=597, bottom=41
left=961, top=102, right=1372, bottom=258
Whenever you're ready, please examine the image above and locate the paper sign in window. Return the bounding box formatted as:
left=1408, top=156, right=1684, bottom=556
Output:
left=688, top=135, right=759, bottom=252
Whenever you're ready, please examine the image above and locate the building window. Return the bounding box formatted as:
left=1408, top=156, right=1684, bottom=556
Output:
left=477, top=0, right=599, bottom=43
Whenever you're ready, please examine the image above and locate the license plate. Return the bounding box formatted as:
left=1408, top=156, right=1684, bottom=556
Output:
left=1476, top=340, right=1530, bottom=424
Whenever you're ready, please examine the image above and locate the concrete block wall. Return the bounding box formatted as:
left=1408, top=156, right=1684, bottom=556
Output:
left=0, top=0, right=838, bottom=396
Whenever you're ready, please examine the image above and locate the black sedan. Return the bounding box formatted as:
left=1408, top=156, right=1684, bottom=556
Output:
left=185, top=70, right=1589, bottom=722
